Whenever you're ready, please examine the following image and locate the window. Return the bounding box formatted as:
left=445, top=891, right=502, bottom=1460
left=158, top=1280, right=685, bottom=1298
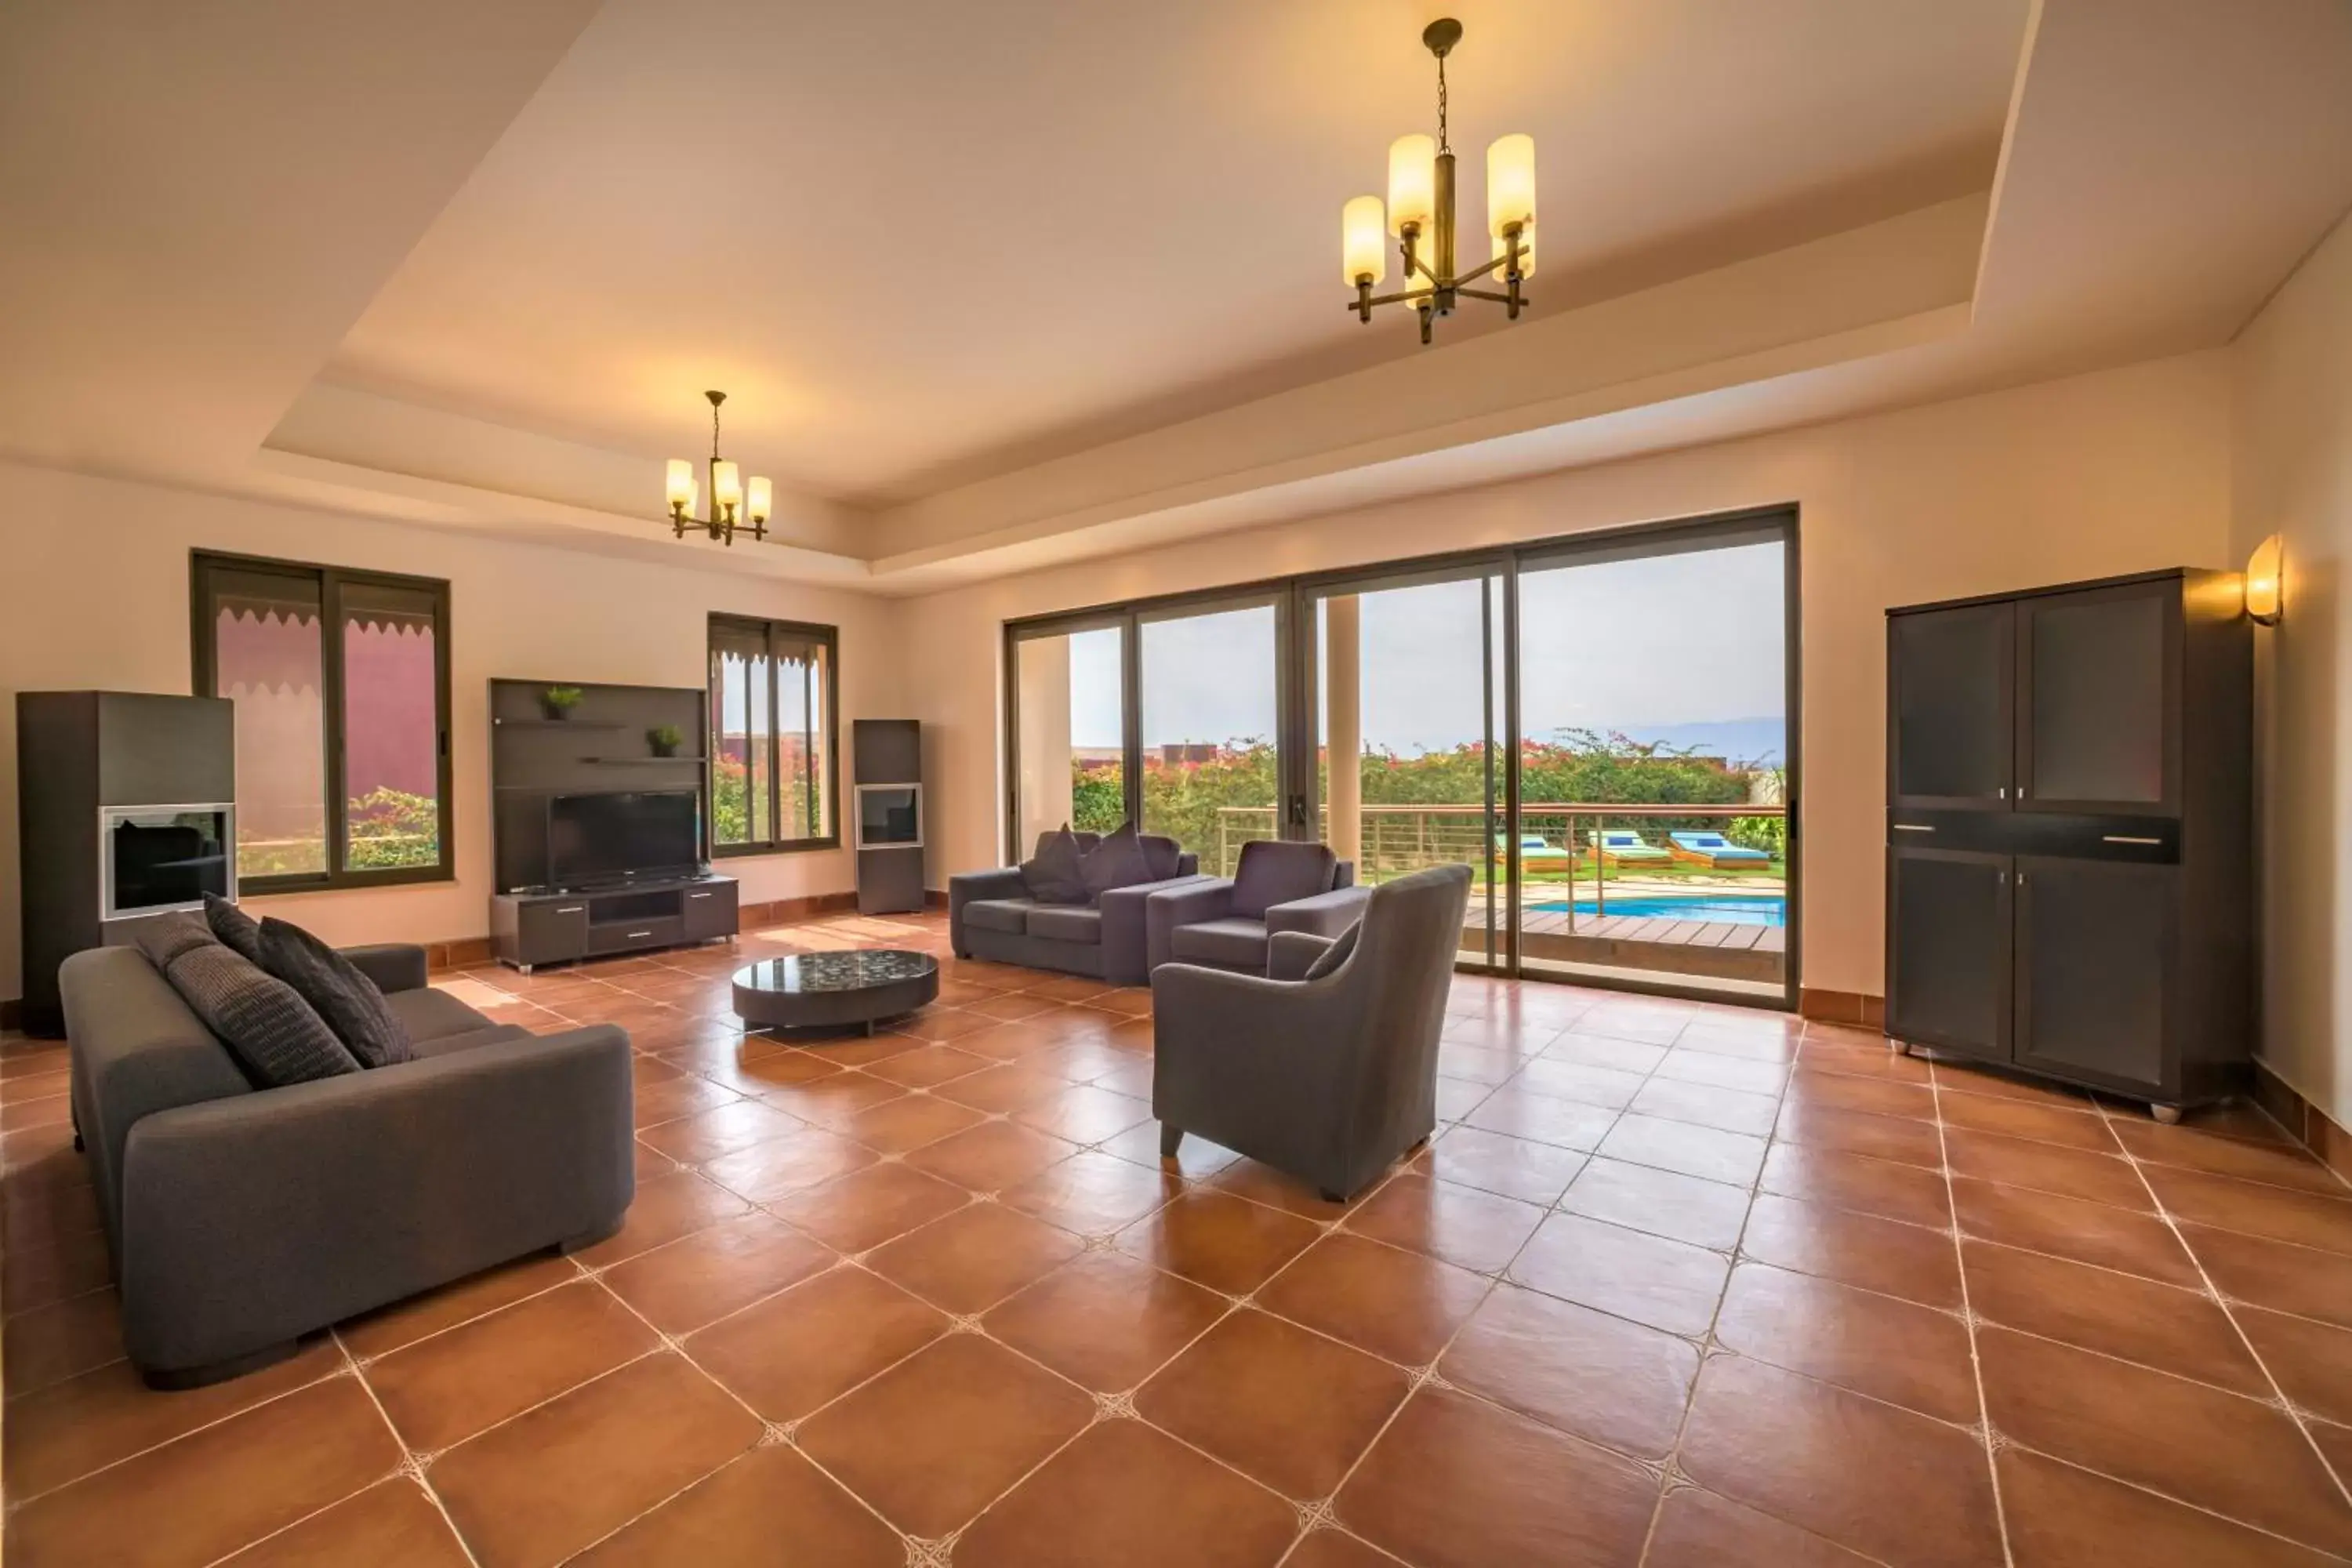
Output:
left=191, top=551, right=452, bottom=891
left=709, top=615, right=838, bottom=853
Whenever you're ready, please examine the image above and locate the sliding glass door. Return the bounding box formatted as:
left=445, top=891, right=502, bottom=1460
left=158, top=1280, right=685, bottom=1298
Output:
left=1138, top=599, right=1282, bottom=873
left=1515, top=528, right=1793, bottom=1000
left=1004, top=508, right=1797, bottom=1007
left=1304, top=566, right=1510, bottom=965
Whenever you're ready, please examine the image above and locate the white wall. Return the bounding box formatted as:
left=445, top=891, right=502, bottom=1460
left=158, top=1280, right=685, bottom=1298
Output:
left=2230, top=209, right=2352, bottom=1127
left=897, top=351, right=2236, bottom=1002
left=0, top=460, right=898, bottom=1003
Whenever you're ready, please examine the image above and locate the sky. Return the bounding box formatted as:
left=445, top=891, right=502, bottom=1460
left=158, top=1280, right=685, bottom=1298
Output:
left=1060, top=541, right=1787, bottom=760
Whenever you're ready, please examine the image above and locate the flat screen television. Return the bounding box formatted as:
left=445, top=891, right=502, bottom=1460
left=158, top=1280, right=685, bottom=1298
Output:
left=855, top=783, right=922, bottom=848
left=546, top=789, right=702, bottom=887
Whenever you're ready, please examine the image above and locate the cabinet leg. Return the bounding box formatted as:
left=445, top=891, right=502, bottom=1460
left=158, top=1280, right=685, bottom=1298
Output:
left=1888, top=1038, right=1911, bottom=1057
left=2150, top=1103, right=2183, bottom=1125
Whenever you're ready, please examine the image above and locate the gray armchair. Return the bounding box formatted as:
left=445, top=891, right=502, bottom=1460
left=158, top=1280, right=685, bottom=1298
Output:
left=1151, top=863, right=1472, bottom=1201
left=1145, top=839, right=1369, bottom=976
left=61, top=942, right=633, bottom=1386
left=949, top=831, right=1206, bottom=983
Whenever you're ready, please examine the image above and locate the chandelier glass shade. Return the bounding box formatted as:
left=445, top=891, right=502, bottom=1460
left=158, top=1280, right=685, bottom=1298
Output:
left=1341, top=19, right=1534, bottom=344
left=663, top=390, right=771, bottom=545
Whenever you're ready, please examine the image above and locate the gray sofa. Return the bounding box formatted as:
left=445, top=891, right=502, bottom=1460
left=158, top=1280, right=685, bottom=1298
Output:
left=1145, top=839, right=1370, bottom=976
left=949, top=831, right=1207, bottom=983
left=1152, top=863, right=1472, bottom=1201
left=60, top=941, right=634, bottom=1387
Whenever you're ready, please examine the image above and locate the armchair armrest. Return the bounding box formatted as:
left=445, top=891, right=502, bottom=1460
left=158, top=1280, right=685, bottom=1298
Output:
left=1098, top=874, right=1219, bottom=985
left=1267, top=930, right=1338, bottom=982
left=1265, top=884, right=1371, bottom=940
left=1145, top=878, right=1239, bottom=974
left=1149, top=960, right=1359, bottom=1162
left=117, top=1025, right=634, bottom=1374
left=339, top=943, right=429, bottom=994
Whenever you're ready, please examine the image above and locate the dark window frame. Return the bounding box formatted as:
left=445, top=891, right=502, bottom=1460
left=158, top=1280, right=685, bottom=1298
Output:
left=707, top=615, right=841, bottom=857
left=190, top=549, right=455, bottom=894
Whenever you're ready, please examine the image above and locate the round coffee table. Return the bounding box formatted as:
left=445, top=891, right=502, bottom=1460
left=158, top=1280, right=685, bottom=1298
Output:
left=731, top=949, right=939, bottom=1036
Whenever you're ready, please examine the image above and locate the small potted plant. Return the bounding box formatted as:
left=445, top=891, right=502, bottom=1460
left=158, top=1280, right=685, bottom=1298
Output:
left=539, top=685, right=583, bottom=720
left=648, top=723, right=684, bottom=758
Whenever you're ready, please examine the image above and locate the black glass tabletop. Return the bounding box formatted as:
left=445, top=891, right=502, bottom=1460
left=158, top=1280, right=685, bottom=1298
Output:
left=731, top=949, right=938, bottom=996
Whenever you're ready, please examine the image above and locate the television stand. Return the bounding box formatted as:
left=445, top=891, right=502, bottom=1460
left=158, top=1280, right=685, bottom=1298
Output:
left=492, top=873, right=739, bottom=972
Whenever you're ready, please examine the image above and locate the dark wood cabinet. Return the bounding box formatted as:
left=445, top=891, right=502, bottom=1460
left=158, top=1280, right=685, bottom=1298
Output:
left=1883, top=569, right=2250, bottom=1118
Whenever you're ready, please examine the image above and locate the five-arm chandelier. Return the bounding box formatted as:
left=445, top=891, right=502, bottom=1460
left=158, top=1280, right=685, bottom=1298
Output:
left=1341, top=18, right=1535, bottom=345
left=662, top=390, right=771, bottom=546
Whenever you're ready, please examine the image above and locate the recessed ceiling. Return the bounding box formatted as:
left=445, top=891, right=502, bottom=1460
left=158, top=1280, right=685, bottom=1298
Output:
left=325, top=0, right=2029, bottom=504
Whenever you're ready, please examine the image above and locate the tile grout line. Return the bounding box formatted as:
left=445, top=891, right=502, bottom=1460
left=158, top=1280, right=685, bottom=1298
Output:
left=334, top=1325, right=488, bottom=1568
left=1919, top=1047, right=2020, bottom=1568
left=2092, top=1094, right=2352, bottom=1515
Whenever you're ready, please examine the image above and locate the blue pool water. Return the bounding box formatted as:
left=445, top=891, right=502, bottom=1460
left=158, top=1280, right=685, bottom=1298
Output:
left=1528, top=893, right=1786, bottom=927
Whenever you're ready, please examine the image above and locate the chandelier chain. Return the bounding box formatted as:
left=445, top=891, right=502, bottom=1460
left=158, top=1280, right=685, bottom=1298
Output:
left=710, top=399, right=722, bottom=463
left=1436, top=53, right=1450, bottom=153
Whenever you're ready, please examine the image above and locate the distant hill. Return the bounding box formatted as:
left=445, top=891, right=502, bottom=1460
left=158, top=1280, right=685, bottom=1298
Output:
left=1578, top=717, right=1786, bottom=767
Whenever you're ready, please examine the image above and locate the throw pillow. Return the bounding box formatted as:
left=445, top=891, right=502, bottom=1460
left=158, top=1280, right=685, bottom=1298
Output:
left=1139, top=833, right=1182, bottom=881
left=202, top=892, right=267, bottom=966
left=1304, top=921, right=1361, bottom=980
left=256, top=917, right=415, bottom=1069
left=1021, top=826, right=1089, bottom=905
left=1080, top=821, right=1152, bottom=901
left=134, top=914, right=360, bottom=1087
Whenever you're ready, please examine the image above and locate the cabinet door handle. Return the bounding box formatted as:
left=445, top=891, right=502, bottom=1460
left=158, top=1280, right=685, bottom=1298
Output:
left=2101, top=834, right=2161, bottom=846
left=555, top=906, right=585, bottom=915
left=689, top=892, right=713, bottom=899
left=1893, top=823, right=1936, bottom=833
left=625, top=929, right=654, bottom=939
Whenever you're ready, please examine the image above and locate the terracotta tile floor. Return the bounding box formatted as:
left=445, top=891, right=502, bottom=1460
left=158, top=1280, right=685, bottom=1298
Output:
left=6, top=909, right=2352, bottom=1565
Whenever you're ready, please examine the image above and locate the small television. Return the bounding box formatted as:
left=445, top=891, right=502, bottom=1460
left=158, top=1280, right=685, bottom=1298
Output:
left=855, top=783, right=922, bottom=849
left=101, top=805, right=234, bottom=920
left=546, top=789, right=702, bottom=888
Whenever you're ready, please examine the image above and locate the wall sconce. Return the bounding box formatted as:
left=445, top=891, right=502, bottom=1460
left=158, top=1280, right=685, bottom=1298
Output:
left=2245, top=534, right=2284, bottom=626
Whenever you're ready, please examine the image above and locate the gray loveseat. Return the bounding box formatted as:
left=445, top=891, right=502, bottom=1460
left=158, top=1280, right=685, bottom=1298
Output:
left=60, top=941, right=634, bottom=1387
left=1145, top=839, right=1370, bottom=976
left=1152, top=863, right=1472, bottom=1200
left=949, top=831, right=1207, bottom=983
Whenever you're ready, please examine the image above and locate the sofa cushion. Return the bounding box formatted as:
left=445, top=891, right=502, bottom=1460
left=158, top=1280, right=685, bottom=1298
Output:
left=202, top=893, right=267, bottom=966
left=1021, top=828, right=1089, bottom=905
left=1229, top=840, right=1339, bottom=919
left=132, top=913, right=361, bottom=1087
left=257, top=918, right=415, bottom=1069
left=962, top=898, right=1036, bottom=937
left=1305, top=921, right=1360, bottom=980
left=1170, top=917, right=1271, bottom=971
left=1080, top=822, right=1153, bottom=900
left=384, top=985, right=501, bottom=1045
left=1027, top=904, right=1104, bottom=946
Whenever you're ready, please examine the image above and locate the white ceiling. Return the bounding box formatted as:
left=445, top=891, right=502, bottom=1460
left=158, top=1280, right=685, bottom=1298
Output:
left=321, top=0, right=2028, bottom=503
left=3, top=0, right=2349, bottom=596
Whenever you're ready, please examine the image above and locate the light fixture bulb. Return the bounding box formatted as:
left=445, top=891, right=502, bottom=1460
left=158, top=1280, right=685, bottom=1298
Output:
left=2245, top=534, right=2284, bottom=626
left=1342, top=195, right=1388, bottom=285
left=1387, top=134, right=1436, bottom=238
left=712, top=460, right=742, bottom=514
left=665, top=458, right=695, bottom=514
left=746, top=475, right=773, bottom=526
left=1486, top=133, right=1536, bottom=238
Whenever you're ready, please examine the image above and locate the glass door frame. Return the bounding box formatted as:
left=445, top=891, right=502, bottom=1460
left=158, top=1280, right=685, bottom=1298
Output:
left=1000, top=503, right=1802, bottom=1012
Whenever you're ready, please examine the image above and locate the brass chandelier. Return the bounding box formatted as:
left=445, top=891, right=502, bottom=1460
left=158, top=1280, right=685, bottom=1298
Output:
left=1341, top=18, right=1535, bottom=345
left=662, top=390, right=772, bottom=546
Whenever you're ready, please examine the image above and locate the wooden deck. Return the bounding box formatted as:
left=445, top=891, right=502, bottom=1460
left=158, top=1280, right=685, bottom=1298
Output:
left=1475, top=908, right=1785, bottom=983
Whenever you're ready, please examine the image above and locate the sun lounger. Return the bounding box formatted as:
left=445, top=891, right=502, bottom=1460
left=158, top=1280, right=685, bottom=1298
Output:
left=1495, top=832, right=1577, bottom=866
left=1668, top=830, right=1772, bottom=869
left=1587, top=829, right=1671, bottom=866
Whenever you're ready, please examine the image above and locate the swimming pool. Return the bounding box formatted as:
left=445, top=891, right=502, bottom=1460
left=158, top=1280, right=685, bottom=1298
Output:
left=1527, top=893, right=1786, bottom=927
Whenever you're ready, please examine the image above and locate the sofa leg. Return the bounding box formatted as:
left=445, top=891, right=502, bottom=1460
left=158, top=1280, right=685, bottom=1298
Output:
left=1320, top=1189, right=1348, bottom=1205
left=142, top=1338, right=303, bottom=1391
left=557, top=1216, right=626, bottom=1255
left=1160, top=1123, right=1183, bottom=1158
